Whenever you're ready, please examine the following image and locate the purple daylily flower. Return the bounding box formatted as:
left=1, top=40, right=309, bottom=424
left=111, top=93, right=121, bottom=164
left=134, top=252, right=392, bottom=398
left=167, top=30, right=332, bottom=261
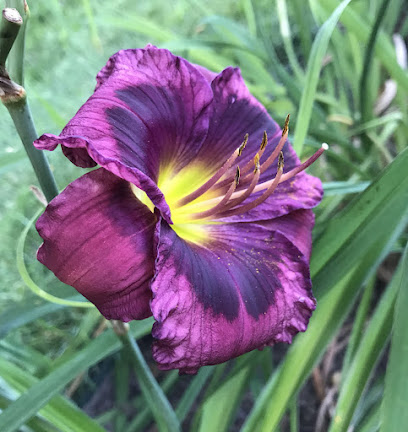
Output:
left=34, top=46, right=325, bottom=373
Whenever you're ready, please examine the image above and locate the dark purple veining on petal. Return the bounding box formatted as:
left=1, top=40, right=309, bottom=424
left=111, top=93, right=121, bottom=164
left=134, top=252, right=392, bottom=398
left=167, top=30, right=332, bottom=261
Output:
left=33, top=46, right=325, bottom=373
left=105, top=83, right=212, bottom=180
left=195, top=67, right=283, bottom=171
left=153, top=221, right=287, bottom=322
left=180, top=66, right=324, bottom=223
left=35, top=47, right=215, bottom=223
left=151, top=218, right=315, bottom=372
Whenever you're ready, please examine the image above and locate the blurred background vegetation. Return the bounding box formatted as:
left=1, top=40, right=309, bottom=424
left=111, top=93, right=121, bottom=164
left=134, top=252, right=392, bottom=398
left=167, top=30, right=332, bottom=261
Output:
left=1, top=0, right=408, bottom=431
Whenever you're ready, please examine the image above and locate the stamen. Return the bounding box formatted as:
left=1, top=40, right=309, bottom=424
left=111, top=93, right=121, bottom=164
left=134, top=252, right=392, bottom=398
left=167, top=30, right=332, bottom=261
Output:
left=260, top=130, right=268, bottom=150
left=238, top=133, right=248, bottom=156
left=238, top=131, right=267, bottom=177
left=188, top=168, right=239, bottom=220
left=226, top=115, right=289, bottom=189
left=220, top=152, right=284, bottom=218
left=222, top=159, right=261, bottom=211
left=250, top=143, right=328, bottom=195
left=175, top=135, right=247, bottom=208
left=235, top=166, right=240, bottom=185
left=252, top=114, right=289, bottom=175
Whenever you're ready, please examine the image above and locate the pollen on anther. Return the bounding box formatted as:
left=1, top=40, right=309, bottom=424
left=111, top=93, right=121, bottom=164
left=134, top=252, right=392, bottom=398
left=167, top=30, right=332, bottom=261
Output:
left=238, top=133, right=249, bottom=156
left=260, top=131, right=267, bottom=150
left=254, top=153, right=260, bottom=172
left=235, top=167, right=240, bottom=185
left=278, top=151, right=284, bottom=170
left=282, top=114, right=290, bottom=136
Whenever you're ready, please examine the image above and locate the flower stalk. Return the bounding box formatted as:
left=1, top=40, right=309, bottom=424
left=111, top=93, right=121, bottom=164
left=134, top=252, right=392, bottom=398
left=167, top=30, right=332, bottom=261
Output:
left=112, top=321, right=181, bottom=432
left=0, top=3, right=58, bottom=202
left=0, top=8, right=22, bottom=74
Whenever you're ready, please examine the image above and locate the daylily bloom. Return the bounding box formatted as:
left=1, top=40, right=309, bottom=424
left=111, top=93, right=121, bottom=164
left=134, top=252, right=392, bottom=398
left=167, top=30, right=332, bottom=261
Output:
left=35, top=46, right=325, bottom=373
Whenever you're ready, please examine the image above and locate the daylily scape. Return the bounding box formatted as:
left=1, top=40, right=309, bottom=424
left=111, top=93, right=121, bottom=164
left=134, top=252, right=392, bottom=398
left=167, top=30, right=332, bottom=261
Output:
left=35, top=46, right=325, bottom=373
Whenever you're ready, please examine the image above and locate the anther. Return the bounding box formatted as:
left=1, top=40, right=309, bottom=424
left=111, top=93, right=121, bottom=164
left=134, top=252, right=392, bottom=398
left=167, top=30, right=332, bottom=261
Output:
left=222, top=131, right=267, bottom=184
left=256, top=114, right=289, bottom=174
left=260, top=131, right=268, bottom=150
left=250, top=143, right=328, bottom=195
left=254, top=153, right=260, bottom=173
left=278, top=151, right=284, bottom=170
left=238, top=134, right=248, bottom=156
left=282, top=114, right=290, bottom=136
left=235, top=167, right=240, bottom=186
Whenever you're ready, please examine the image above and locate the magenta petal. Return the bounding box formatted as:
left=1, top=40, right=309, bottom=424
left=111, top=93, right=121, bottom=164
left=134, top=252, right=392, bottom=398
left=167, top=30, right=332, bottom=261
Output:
left=34, top=47, right=214, bottom=222
left=223, top=172, right=323, bottom=223
left=36, top=168, right=157, bottom=321
left=193, top=64, right=218, bottom=83
left=195, top=67, right=281, bottom=170
left=189, top=67, right=323, bottom=220
left=258, top=209, right=315, bottom=261
left=151, top=220, right=315, bottom=373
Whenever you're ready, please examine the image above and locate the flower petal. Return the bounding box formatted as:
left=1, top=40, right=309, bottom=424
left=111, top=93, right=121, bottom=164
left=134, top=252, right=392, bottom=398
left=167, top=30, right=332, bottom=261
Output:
left=195, top=67, right=282, bottom=169
left=34, top=47, right=214, bottom=222
left=151, top=219, right=315, bottom=373
left=192, top=67, right=323, bottom=220
left=223, top=173, right=323, bottom=223
left=36, top=168, right=156, bottom=321
left=257, top=209, right=315, bottom=261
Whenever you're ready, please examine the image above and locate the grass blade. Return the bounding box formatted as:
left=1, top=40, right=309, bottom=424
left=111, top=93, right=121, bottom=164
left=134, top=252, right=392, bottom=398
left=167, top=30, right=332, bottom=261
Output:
left=328, top=261, right=402, bottom=432
left=292, top=0, right=352, bottom=154
left=175, top=367, right=213, bottom=422
left=198, top=364, right=250, bottom=432
left=318, top=0, right=408, bottom=92
left=0, top=320, right=153, bottom=432
left=380, top=240, right=408, bottom=431
left=242, top=148, right=408, bottom=431
left=0, top=358, right=107, bottom=432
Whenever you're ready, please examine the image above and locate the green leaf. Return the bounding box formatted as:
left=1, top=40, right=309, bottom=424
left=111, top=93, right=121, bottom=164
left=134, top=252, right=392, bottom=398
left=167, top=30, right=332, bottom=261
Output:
left=0, top=319, right=153, bottom=432
left=276, top=0, right=304, bottom=82
left=16, top=209, right=94, bottom=308
left=0, top=150, right=26, bottom=174
left=242, top=148, right=408, bottom=431
left=380, top=241, right=408, bottom=431
left=0, top=358, right=107, bottom=432
left=102, top=15, right=175, bottom=42
left=311, top=148, right=408, bottom=293
left=0, top=394, right=58, bottom=432
left=293, top=0, right=353, bottom=154
left=322, top=181, right=370, bottom=196
left=328, top=259, right=402, bottom=432
left=317, top=0, right=408, bottom=93
left=175, top=367, right=214, bottom=422
left=198, top=365, right=250, bottom=432
left=0, top=301, right=66, bottom=338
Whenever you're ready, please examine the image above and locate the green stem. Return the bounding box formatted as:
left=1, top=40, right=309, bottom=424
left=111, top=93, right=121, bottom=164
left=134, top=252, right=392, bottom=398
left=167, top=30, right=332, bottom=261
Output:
left=1, top=1, right=58, bottom=202
left=0, top=8, right=22, bottom=73
left=5, top=0, right=28, bottom=85
left=6, top=97, right=59, bottom=201
left=289, top=393, right=299, bottom=432
left=112, top=321, right=181, bottom=432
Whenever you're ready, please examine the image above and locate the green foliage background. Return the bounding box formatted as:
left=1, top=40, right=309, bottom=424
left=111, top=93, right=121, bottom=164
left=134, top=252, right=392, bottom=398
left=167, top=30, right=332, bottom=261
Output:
left=0, top=0, right=407, bottom=431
